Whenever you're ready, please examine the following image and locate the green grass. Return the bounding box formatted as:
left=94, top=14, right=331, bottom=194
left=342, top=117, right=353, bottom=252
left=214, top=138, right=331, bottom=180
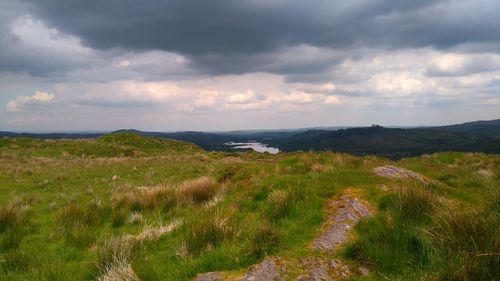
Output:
left=0, top=134, right=498, bottom=280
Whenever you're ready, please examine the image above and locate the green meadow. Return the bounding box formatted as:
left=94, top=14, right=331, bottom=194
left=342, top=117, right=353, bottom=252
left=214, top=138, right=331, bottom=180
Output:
left=0, top=133, right=498, bottom=280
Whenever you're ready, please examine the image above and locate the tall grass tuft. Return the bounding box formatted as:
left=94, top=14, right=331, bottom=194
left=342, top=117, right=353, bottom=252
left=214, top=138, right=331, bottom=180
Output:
left=55, top=202, right=109, bottom=248
left=247, top=223, right=281, bottom=259
left=97, top=259, right=140, bottom=281
left=396, top=186, right=438, bottom=222
left=0, top=196, right=34, bottom=251
left=112, top=176, right=219, bottom=211
left=0, top=196, right=33, bottom=233
left=1, top=251, right=34, bottom=274
left=265, top=189, right=294, bottom=222
left=429, top=206, right=499, bottom=280
left=95, top=235, right=140, bottom=281
left=184, top=209, right=235, bottom=255
left=178, top=176, right=219, bottom=204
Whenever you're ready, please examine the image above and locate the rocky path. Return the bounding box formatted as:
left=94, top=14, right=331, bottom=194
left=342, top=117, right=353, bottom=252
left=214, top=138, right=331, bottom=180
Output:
left=194, top=190, right=374, bottom=281
left=312, top=195, right=372, bottom=251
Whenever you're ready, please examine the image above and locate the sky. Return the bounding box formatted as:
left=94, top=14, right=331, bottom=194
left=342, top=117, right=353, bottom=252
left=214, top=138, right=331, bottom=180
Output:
left=1, top=0, right=499, bottom=132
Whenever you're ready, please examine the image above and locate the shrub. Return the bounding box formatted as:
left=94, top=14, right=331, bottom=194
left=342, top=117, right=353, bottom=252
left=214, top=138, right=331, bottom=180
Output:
left=184, top=210, right=235, bottom=255
left=265, top=189, right=294, bottom=221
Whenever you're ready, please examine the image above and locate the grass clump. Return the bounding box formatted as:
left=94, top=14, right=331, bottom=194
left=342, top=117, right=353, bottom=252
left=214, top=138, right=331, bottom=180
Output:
left=0, top=196, right=35, bottom=251
left=95, top=235, right=141, bottom=281
left=247, top=223, right=281, bottom=259
left=184, top=210, right=236, bottom=255
left=178, top=176, right=219, bottom=204
left=429, top=206, right=499, bottom=280
left=112, top=176, right=219, bottom=212
left=34, top=258, right=72, bottom=281
left=111, top=208, right=128, bottom=227
left=1, top=251, right=35, bottom=274
left=265, top=189, right=294, bottom=222
left=346, top=184, right=500, bottom=280
left=55, top=202, right=109, bottom=248
left=397, top=185, right=438, bottom=222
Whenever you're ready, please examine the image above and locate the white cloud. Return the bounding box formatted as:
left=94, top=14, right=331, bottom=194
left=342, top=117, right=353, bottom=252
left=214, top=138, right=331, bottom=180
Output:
left=6, top=91, right=55, bottom=112
left=226, top=90, right=257, bottom=104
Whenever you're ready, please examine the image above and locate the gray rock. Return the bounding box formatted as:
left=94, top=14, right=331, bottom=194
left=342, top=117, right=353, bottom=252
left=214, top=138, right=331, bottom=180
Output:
left=312, top=197, right=372, bottom=251
left=241, top=258, right=284, bottom=281
left=297, top=266, right=330, bottom=281
left=373, top=166, right=426, bottom=182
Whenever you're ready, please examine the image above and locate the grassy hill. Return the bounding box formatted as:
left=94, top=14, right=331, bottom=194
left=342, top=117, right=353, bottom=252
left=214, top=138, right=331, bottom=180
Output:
left=0, top=133, right=498, bottom=280
left=1, top=119, right=499, bottom=159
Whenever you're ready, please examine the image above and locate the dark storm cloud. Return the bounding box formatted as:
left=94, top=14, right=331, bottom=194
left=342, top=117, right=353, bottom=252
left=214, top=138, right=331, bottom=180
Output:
left=18, top=0, right=500, bottom=75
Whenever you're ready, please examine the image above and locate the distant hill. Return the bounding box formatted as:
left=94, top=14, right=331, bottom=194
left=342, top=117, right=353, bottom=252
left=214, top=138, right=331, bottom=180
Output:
left=1, top=118, right=499, bottom=158
left=270, top=123, right=500, bottom=159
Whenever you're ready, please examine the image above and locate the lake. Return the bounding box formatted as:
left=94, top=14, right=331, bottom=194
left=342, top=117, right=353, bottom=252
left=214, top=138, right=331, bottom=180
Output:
left=224, top=141, right=279, bottom=154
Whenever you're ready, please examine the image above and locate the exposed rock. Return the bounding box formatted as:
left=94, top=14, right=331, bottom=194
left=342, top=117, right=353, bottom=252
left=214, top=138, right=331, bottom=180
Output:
left=297, top=266, right=330, bottom=281
left=373, top=166, right=426, bottom=182
left=358, top=265, right=370, bottom=276
left=329, top=259, right=351, bottom=279
left=241, top=257, right=285, bottom=281
left=296, top=257, right=351, bottom=280
left=312, top=196, right=372, bottom=251
left=195, top=272, right=222, bottom=281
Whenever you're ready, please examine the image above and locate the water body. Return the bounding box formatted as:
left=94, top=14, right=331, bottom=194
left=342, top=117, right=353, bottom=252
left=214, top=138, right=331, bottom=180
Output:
left=225, top=141, right=279, bottom=154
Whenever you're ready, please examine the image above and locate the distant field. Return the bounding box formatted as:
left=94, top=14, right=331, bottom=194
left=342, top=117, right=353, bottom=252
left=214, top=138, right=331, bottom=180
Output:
left=0, top=133, right=498, bottom=280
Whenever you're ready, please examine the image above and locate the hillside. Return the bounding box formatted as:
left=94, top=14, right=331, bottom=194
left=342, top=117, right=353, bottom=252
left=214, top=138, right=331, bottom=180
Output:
left=271, top=124, right=500, bottom=158
left=1, top=119, right=499, bottom=158
left=0, top=133, right=498, bottom=280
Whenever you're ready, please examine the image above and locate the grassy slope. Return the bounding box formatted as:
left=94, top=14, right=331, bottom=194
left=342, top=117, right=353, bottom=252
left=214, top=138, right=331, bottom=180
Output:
left=0, top=134, right=498, bottom=280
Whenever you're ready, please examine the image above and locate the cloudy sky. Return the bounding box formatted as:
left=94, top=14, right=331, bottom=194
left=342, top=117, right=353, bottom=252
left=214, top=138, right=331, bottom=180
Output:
left=1, top=0, right=499, bottom=131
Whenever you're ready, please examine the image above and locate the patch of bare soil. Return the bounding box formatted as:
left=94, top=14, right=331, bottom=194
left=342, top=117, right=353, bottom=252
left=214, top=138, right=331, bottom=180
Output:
left=373, top=166, right=426, bottom=182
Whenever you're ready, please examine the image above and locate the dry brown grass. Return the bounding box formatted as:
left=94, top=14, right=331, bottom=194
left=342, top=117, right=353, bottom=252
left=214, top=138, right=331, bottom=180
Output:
left=134, top=218, right=183, bottom=242
left=97, top=260, right=140, bottom=281
left=184, top=210, right=236, bottom=255
left=95, top=235, right=139, bottom=280
left=111, top=176, right=220, bottom=211
left=177, top=176, right=219, bottom=204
